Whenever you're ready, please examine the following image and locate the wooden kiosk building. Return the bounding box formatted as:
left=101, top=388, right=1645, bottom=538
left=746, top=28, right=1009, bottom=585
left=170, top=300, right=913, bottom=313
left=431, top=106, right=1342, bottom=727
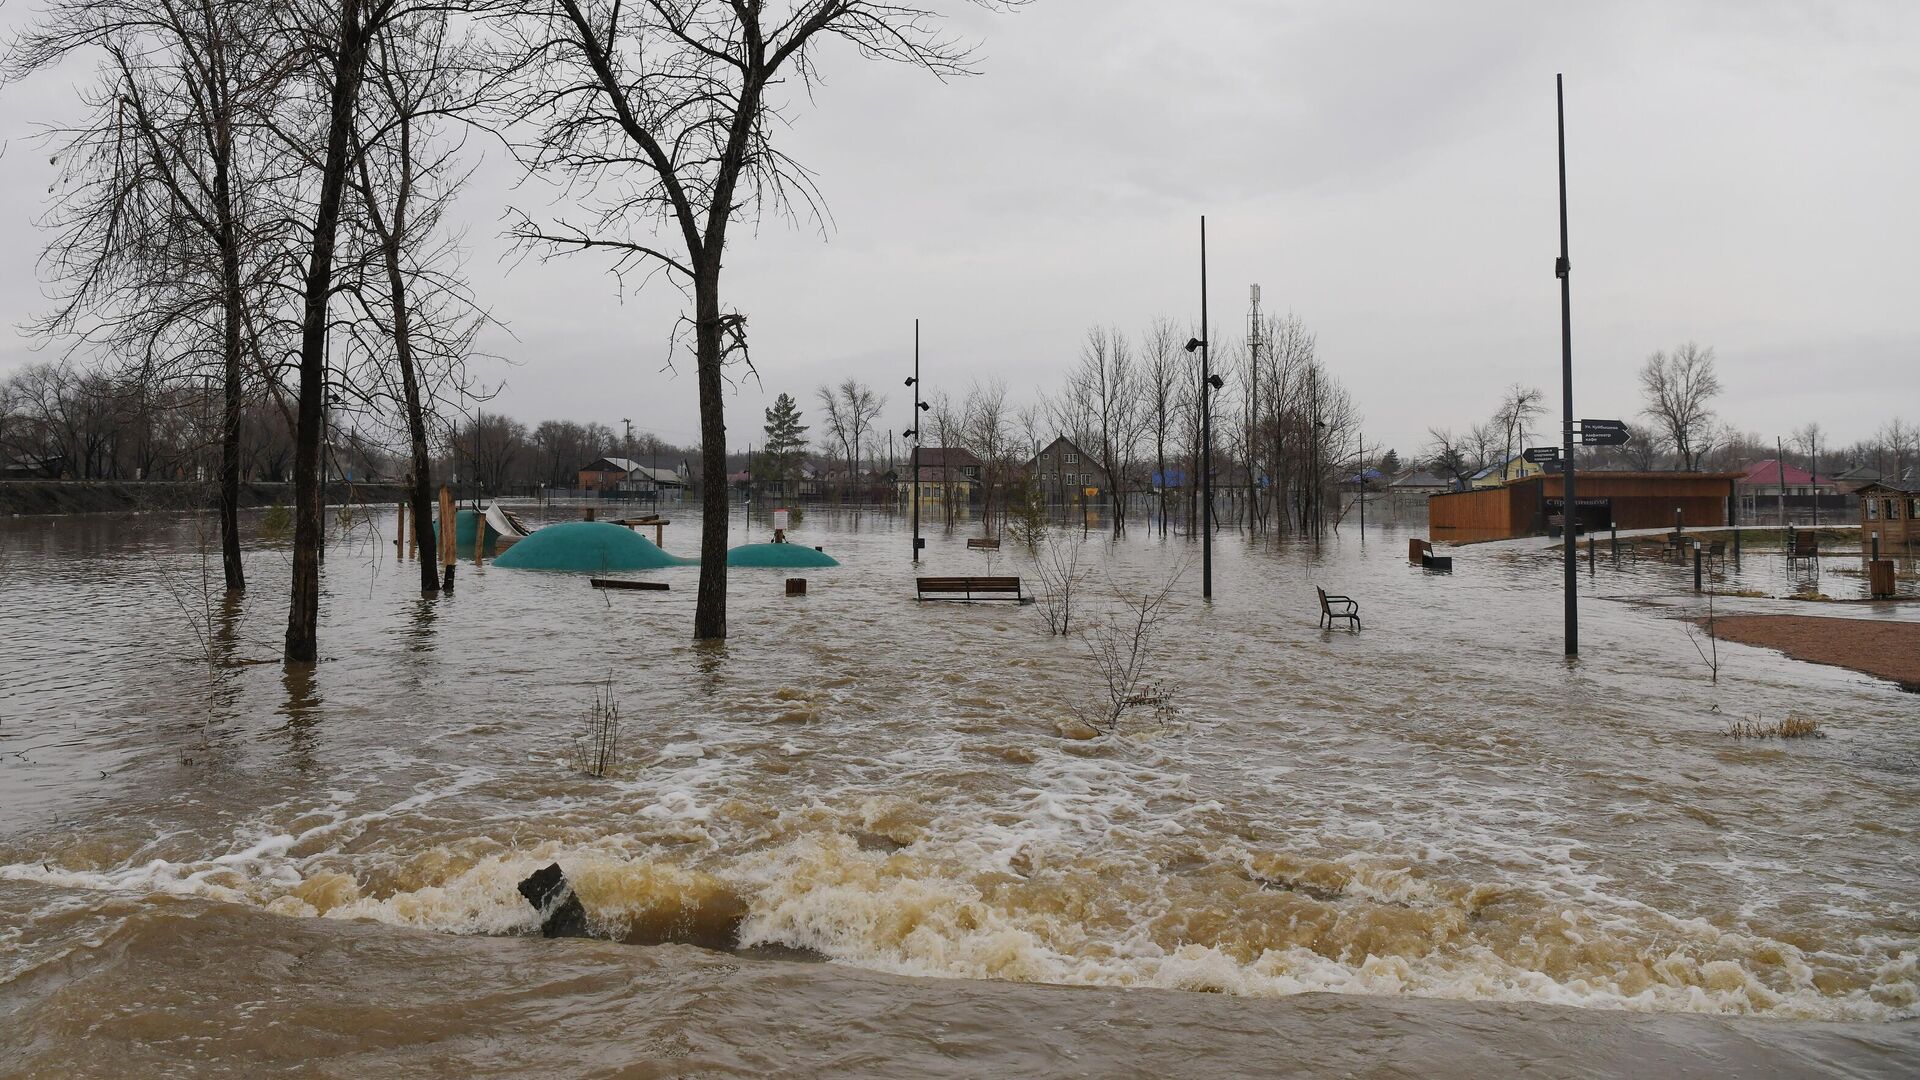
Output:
left=1858, top=479, right=1918, bottom=559
left=1429, top=471, right=1742, bottom=540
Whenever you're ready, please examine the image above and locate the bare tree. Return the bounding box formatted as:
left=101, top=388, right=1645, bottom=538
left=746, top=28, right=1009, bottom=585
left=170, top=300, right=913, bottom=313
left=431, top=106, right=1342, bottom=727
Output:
left=962, top=378, right=1012, bottom=535
left=1875, top=417, right=1915, bottom=478
left=1423, top=428, right=1471, bottom=489
left=493, top=0, right=1009, bottom=640
left=8, top=0, right=301, bottom=589
left=1495, top=383, right=1545, bottom=473
left=1071, top=326, right=1143, bottom=534
left=815, top=378, right=884, bottom=502
left=1140, top=317, right=1183, bottom=536
left=344, top=10, right=488, bottom=592
left=1638, top=342, right=1721, bottom=471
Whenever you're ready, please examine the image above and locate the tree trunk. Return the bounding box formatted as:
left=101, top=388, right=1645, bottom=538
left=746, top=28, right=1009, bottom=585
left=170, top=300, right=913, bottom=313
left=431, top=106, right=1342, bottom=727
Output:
left=693, top=269, right=729, bottom=640
left=286, top=0, right=370, bottom=664
left=382, top=232, right=439, bottom=593
left=219, top=234, right=246, bottom=592
left=216, top=130, right=245, bottom=591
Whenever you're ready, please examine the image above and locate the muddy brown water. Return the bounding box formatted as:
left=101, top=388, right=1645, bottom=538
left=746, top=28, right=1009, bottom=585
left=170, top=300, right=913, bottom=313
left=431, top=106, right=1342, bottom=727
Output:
left=2, top=508, right=1916, bottom=1077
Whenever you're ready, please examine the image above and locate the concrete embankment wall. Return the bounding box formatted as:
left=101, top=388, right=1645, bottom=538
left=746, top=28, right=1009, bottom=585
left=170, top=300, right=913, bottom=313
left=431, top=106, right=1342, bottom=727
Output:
left=0, top=480, right=408, bottom=516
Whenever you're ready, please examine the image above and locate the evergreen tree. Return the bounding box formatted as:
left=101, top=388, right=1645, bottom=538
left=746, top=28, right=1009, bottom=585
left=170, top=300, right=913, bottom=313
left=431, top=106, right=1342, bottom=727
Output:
left=1379, top=448, right=1401, bottom=476
left=760, top=393, right=809, bottom=499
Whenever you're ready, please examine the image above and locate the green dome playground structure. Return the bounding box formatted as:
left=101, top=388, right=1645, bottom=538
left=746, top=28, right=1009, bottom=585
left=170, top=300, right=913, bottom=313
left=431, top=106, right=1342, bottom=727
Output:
left=432, top=508, right=500, bottom=559
left=493, top=521, right=695, bottom=572
left=726, top=542, right=840, bottom=568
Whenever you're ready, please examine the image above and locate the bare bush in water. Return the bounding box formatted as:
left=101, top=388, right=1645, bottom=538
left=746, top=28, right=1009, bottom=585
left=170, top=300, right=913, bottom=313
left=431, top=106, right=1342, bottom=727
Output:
left=1080, top=568, right=1184, bottom=733
left=1723, top=714, right=1824, bottom=739
left=1685, top=565, right=1721, bottom=683
left=1030, top=530, right=1091, bottom=636
left=571, top=678, right=622, bottom=777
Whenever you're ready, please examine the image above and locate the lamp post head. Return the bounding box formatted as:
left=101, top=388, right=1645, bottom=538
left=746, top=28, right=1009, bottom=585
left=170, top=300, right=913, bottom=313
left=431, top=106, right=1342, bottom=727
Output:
left=904, top=376, right=916, bottom=387
left=1207, top=374, right=1225, bottom=390
left=917, top=401, right=930, bottom=411
left=903, top=428, right=916, bottom=438
left=1184, top=337, right=1206, bottom=353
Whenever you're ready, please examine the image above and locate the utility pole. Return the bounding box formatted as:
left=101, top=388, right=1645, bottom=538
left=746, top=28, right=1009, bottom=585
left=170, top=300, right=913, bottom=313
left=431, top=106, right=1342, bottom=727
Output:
left=1777, top=436, right=1788, bottom=527
left=1555, top=73, right=1578, bottom=657
left=1358, top=428, right=1366, bottom=534
left=1248, top=284, right=1263, bottom=535
left=1811, top=434, right=1820, bottom=528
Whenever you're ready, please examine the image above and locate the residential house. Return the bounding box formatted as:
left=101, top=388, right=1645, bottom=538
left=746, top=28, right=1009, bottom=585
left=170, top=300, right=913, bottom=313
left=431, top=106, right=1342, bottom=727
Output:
left=1023, top=436, right=1109, bottom=505
left=615, top=464, right=687, bottom=500
left=1388, top=469, right=1451, bottom=494
left=898, top=447, right=983, bottom=503
left=1469, top=454, right=1544, bottom=489
left=578, top=456, right=644, bottom=492
left=1736, top=459, right=1839, bottom=499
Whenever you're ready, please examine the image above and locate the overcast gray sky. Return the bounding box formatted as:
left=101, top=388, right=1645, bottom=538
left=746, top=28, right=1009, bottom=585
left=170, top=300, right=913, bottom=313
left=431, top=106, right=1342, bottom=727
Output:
left=2, top=0, right=1915, bottom=458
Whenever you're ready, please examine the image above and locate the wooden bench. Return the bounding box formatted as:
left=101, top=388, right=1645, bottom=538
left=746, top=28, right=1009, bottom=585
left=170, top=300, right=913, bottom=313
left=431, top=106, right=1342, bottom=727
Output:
left=1409, top=538, right=1452, bottom=573
left=591, top=578, right=669, bottom=591
left=965, top=537, right=1001, bottom=550
left=1316, top=586, right=1360, bottom=631
left=916, top=576, right=1027, bottom=603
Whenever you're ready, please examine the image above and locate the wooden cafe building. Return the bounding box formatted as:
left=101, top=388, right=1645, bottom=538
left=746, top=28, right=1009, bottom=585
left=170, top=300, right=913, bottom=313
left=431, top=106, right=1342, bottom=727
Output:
left=1428, top=471, right=1743, bottom=540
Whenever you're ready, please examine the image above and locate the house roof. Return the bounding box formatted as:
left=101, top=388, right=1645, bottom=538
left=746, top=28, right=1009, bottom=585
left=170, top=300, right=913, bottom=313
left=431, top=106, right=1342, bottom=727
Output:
left=1739, top=459, right=1817, bottom=486
left=583, top=456, right=644, bottom=473
left=1858, top=477, right=1920, bottom=494
left=1024, top=436, right=1103, bottom=472
left=911, top=447, right=982, bottom=470
left=1469, top=454, right=1533, bottom=480
left=1391, top=470, right=1449, bottom=488
left=1832, top=463, right=1882, bottom=482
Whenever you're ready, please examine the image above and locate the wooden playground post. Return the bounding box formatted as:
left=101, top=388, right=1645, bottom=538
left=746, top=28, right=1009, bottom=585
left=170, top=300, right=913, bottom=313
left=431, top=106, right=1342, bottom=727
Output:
left=439, top=485, right=456, bottom=590
left=396, top=502, right=407, bottom=556
left=474, top=508, right=485, bottom=565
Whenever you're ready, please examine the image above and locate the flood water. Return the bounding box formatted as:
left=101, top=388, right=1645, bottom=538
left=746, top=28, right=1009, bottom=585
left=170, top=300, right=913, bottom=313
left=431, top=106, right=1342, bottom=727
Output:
left=2, top=506, right=1916, bottom=1077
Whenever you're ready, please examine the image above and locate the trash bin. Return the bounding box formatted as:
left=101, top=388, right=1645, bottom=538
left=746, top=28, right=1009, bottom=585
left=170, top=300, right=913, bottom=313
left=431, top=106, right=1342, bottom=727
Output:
left=1869, top=559, right=1896, bottom=599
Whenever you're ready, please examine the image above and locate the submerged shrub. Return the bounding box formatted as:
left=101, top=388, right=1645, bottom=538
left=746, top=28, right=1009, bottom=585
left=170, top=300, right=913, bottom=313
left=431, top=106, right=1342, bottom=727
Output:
left=1723, top=714, right=1825, bottom=739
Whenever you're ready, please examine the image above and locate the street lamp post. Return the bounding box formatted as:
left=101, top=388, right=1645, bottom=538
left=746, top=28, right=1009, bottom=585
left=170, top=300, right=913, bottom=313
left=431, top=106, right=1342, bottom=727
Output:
left=1555, top=73, right=1579, bottom=657
left=1186, top=217, right=1222, bottom=601
left=903, top=319, right=929, bottom=562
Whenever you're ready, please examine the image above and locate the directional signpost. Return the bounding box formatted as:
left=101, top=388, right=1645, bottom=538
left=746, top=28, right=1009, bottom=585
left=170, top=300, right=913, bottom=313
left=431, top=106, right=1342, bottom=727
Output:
left=1523, top=446, right=1562, bottom=465
left=1578, top=419, right=1630, bottom=447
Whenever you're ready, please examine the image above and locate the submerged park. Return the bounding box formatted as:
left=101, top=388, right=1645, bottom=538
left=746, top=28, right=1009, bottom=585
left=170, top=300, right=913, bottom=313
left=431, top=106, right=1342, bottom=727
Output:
left=3, top=1, right=1920, bottom=1077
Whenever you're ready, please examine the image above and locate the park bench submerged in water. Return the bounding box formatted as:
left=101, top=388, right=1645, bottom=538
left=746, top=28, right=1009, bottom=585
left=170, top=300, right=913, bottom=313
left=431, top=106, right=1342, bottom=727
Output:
left=1316, top=586, right=1361, bottom=631
left=916, top=576, right=1030, bottom=603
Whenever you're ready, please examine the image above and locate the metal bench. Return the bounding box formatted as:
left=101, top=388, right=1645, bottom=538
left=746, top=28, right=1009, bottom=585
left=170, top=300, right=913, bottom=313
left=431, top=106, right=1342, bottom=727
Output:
left=1787, top=533, right=1820, bottom=572
left=1317, top=586, right=1361, bottom=631
left=965, top=537, right=1001, bottom=550
left=916, top=576, right=1028, bottom=603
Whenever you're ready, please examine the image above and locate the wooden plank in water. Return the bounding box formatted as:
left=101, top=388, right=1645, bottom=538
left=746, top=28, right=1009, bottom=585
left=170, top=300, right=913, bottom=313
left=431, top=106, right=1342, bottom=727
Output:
left=590, top=578, right=669, bottom=591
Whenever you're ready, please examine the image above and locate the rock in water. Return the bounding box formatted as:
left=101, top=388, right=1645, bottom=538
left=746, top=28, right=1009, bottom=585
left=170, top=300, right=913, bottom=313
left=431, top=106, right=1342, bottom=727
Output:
left=517, top=862, right=589, bottom=939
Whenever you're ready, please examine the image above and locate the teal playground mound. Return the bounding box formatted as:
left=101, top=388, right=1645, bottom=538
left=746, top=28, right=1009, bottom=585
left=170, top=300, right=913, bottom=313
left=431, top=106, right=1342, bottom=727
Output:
left=432, top=508, right=499, bottom=558
left=727, top=542, right=840, bottom=568
left=494, top=521, right=695, bottom=572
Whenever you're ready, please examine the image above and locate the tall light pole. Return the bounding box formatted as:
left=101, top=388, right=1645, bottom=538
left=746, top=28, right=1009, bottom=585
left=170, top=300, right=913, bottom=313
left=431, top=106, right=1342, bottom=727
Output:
left=1555, top=74, right=1579, bottom=656
left=1186, top=217, right=1221, bottom=600
left=904, top=319, right=928, bottom=562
